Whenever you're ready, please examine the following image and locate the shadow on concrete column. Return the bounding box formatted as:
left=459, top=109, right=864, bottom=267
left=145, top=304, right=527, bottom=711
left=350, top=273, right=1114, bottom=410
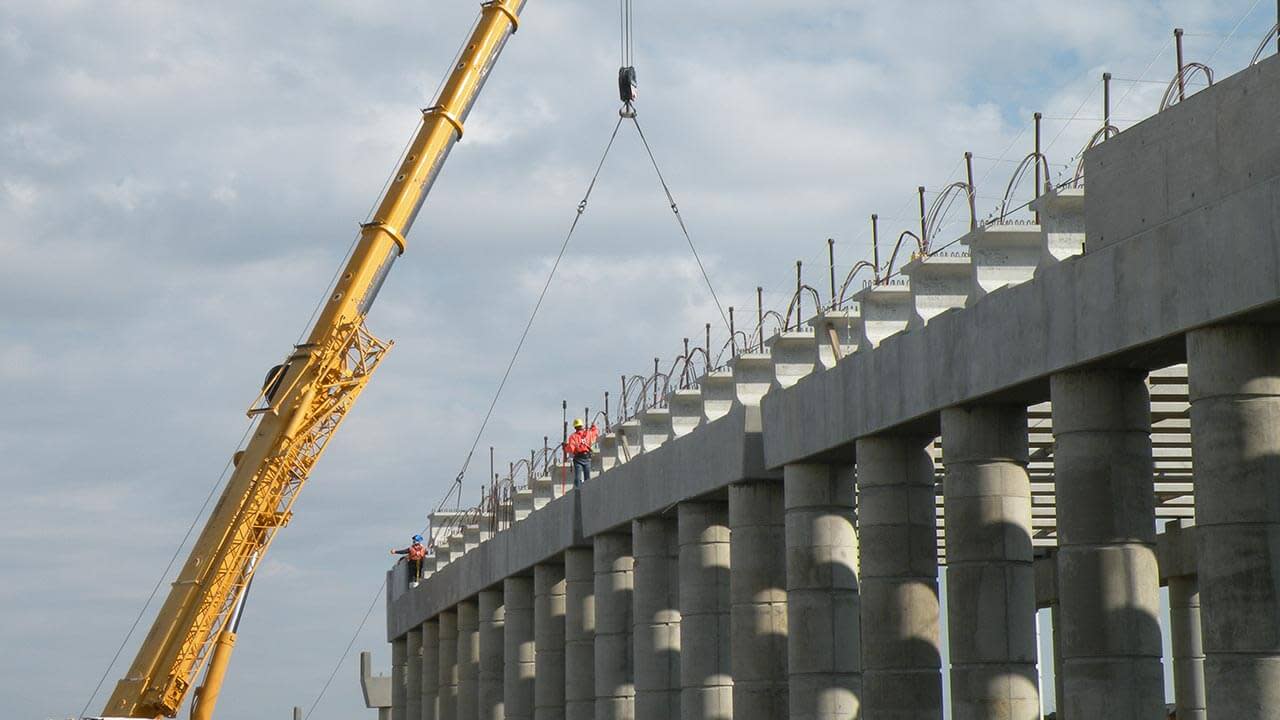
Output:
left=438, top=610, right=459, bottom=720
left=479, top=590, right=505, bottom=720
left=564, top=548, right=595, bottom=720
left=1187, top=325, right=1280, bottom=716
left=729, top=480, right=788, bottom=720
left=784, top=463, right=861, bottom=720
left=407, top=629, right=424, bottom=720
left=393, top=635, right=408, bottom=720
left=678, top=501, right=732, bottom=720
left=594, top=531, right=635, bottom=720
left=1051, top=369, right=1164, bottom=719
left=1168, top=573, right=1206, bottom=720
left=423, top=620, right=440, bottom=720
left=458, top=599, right=480, bottom=720
left=634, top=515, right=681, bottom=718
left=503, top=577, right=535, bottom=720
left=941, top=405, right=1039, bottom=720
left=856, top=434, right=943, bottom=718
left=534, top=563, right=567, bottom=720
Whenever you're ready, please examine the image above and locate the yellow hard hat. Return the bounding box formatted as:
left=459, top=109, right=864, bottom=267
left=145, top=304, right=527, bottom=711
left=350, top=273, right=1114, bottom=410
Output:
left=573, top=418, right=584, bottom=428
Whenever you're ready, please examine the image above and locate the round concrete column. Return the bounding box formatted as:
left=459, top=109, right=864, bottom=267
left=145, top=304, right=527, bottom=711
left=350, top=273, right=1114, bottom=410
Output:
left=940, top=405, right=1039, bottom=720
left=503, top=577, right=535, bottom=720
left=1050, top=369, right=1164, bottom=719
left=633, top=515, right=681, bottom=718
left=1169, top=575, right=1206, bottom=720
left=407, top=628, right=424, bottom=720
left=534, top=563, right=567, bottom=720
left=457, top=599, right=481, bottom=720
left=564, top=548, right=595, bottom=720
left=728, top=480, right=788, bottom=720
left=677, top=501, right=732, bottom=720
left=855, top=434, right=942, bottom=718
left=594, top=531, right=635, bottom=720
left=1187, top=325, right=1280, bottom=716
left=784, top=463, right=861, bottom=720
left=479, top=590, right=506, bottom=720
left=393, top=635, right=409, bottom=720
left=439, top=610, right=459, bottom=720
left=423, top=620, right=440, bottom=720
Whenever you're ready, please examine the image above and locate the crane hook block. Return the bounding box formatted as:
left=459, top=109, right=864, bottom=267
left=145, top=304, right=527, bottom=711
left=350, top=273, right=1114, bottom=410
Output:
left=618, top=66, right=637, bottom=104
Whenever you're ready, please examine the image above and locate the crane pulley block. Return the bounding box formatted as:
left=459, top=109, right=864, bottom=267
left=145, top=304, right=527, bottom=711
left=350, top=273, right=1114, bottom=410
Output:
left=618, top=66, right=637, bottom=104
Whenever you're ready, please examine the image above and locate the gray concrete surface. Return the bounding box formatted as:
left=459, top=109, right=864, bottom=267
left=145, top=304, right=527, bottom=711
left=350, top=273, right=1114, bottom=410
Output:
left=392, top=637, right=407, bottom=720
left=533, top=564, right=566, bottom=720
left=457, top=600, right=480, bottom=720
left=783, top=463, right=860, bottom=720
left=729, top=481, right=788, bottom=720
left=502, top=578, right=534, bottom=720
left=564, top=548, right=595, bottom=720
left=1050, top=370, right=1164, bottom=720
left=677, top=501, right=732, bottom=720
left=941, top=405, right=1038, bottom=720
left=633, top=515, right=681, bottom=718
left=1187, top=324, right=1280, bottom=717
left=478, top=590, right=505, bottom=720
left=1168, top=573, right=1206, bottom=720
left=438, top=611, right=458, bottom=720
left=856, top=434, right=943, bottom=718
left=407, top=629, right=424, bottom=720
left=594, top=532, right=635, bottom=720
left=423, top=621, right=439, bottom=720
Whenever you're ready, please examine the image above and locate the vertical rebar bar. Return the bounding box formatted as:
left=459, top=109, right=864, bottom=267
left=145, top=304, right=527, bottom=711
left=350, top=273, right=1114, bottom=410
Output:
left=827, top=238, right=836, bottom=309
left=561, top=400, right=567, bottom=448
left=704, top=323, right=711, bottom=368
left=795, top=260, right=803, bottom=330
left=756, top=287, right=764, bottom=350
left=1103, top=72, right=1112, bottom=132
left=964, top=152, right=977, bottom=231
left=543, top=436, right=548, bottom=469
left=917, top=186, right=928, bottom=253
left=1033, top=112, right=1043, bottom=223
left=1175, top=28, right=1186, bottom=101
left=653, top=357, right=659, bottom=405
left=604, top=393, right=610, bottom=431
left=682, top=338, right=690, bottom=388
left=729, top=306, right=737, bottom=357
left=871, top=214, right=880, bottom=283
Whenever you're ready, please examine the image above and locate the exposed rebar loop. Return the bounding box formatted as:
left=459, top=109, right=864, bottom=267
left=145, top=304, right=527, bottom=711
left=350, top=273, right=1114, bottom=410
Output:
left=836, top=260, right=878, bottom=308
left=747, top=310, right=788, bottom=353
left=782, top=285, right=823, bottom=334
left=1159, top=62, right=1215, bottom=111
left=883, top=230, right=925, bottom=279
left=1251, top=22, right=1280, bottom=65
left=1071, top=72, right=1119, bottom=188
left=924, top=181, right=975, bottom=248
left=997, top=153, right=1052, bottom=223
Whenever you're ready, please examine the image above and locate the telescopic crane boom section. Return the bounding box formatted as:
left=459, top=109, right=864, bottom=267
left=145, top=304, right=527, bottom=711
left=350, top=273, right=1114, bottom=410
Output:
left=100, top=2, right=526, bottom=717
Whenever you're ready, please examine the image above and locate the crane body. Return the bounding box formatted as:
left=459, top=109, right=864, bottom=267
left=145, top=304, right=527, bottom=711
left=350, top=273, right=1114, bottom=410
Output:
left=99, top=2, right=527, bottom=716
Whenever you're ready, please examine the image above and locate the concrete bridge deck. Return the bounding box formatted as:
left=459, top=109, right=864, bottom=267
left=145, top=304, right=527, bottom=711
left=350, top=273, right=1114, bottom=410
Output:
left=379, top=55, right=1280, bottom=720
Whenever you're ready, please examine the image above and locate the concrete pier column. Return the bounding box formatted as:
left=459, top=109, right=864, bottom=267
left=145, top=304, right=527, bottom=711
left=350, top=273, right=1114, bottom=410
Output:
left=393, top=636, right=408, bottom=720
left=439, top=610, right=459, bottom=720
left=479, top=590, right=506, bottom=720
left=633, top=515, right=681, bottom=718
left=1169, top=575, right=1206, bottom=720
left=407, top=629, right=424, bottom=720
left=564, top=548, right=595, bottom=720
left=457, top=600, right=480, bottom=720
left=534, top=564, right=567, bottom=720
left=728, top=480, right=788, bottom=720
left=1187, top=325, right=1280, bottom=716
left=423, top=620, right=440, bottom=720
left=594, top=531, right=635, bottom=720
left=784, top=463, right=861, bottom=720
left=941, top=405, right=1039, bottom=720
left=503, top=577, right=535, bottom=720
left=1050, top=369, right=1164, bottom=719
left=855, top=434, right=943, bottom=718
left=677, top=501, right=732, bottom=720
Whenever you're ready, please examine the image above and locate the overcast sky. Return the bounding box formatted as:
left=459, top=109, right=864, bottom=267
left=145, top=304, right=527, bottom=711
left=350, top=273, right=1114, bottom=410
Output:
left=2, top=1, right=1275, bottom=718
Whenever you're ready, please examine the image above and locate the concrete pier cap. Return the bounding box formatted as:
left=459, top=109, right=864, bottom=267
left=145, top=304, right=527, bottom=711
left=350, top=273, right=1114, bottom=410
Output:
left=668, top=388, right=705, bottom=437
left=1028, top=186, right=1085, bottom=272
left=698, top=369, right=736, bottom=423
left=959, top=222, right=1041, bottom=304
left=851, top=279, right=912, bottom=349
left=901, top=250, right=972, bottom=329
left=807, top=305, right=861, bottom=370
left=763, top=328, right=817, bottom=390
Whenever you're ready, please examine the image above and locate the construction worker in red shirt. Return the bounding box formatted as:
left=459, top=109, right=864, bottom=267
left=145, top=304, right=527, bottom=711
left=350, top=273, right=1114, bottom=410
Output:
left=564, top=418, right=599, bottom=487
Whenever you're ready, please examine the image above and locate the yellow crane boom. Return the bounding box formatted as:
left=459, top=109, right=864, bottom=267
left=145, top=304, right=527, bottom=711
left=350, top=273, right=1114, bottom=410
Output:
left=100, top=2, right=526, bottom=717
